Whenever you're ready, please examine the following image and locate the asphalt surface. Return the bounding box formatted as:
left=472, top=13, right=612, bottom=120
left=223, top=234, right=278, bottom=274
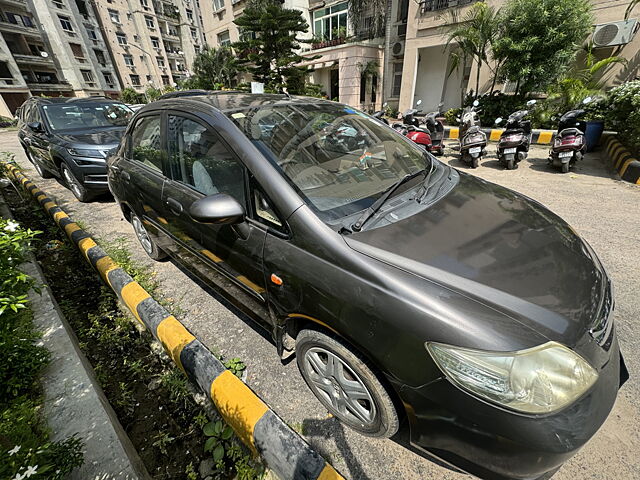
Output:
left=3, top=129, right=639, bottom=480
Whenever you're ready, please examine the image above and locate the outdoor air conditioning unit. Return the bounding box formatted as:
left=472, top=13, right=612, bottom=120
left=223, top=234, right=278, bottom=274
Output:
left=391, top=41, right=404, bottom=57
left=592, top=19, right=637, bottom=47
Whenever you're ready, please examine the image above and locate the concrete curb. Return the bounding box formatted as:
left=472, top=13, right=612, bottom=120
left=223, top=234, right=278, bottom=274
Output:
left=443, top=126, right=556, bottom=145
left=0, top=189, right=151, bottom=480
left=601, top=135, right=640, bottom=185
left=2, top=162, right=344, bottom=480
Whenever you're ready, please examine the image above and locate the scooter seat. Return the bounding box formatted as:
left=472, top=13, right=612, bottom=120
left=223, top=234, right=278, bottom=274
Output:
left=559, top=128, right=582, bottom=137
left=467, top=125, right=481, bottom=134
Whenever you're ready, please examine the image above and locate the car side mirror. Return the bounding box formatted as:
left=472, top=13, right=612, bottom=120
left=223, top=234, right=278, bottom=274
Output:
left=27, top=121, right=44, bottom=133
left=189, top=193, right=245, bottom=225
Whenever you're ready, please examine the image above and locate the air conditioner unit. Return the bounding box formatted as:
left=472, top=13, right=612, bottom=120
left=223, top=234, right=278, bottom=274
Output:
left=391, top=41, right=404, bottom=57
left=592, top=19, right=637, bottom=47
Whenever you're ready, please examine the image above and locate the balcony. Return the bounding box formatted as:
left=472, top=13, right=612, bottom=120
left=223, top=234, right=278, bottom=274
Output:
left=12, top=53, right=55, bottom=66
left=26, top=80, right=73, bottom=92
left=310, top=36, right=346, bottom=51
left=162, top=30, right=180, bottom=40
left=0, top=20, right=40, bottom=37
left=0, top=0, right=28, bottom=7
left=165, top=50, right=182, bottom=59
left=419, top=0, right=477, bottom=14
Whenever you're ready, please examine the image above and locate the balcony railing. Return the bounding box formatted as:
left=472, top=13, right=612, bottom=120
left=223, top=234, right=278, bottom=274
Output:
left=13, top=53, right=55, bottom=65
left=419, top=0, right=477, bottom=14
left=0, top=20, right=40, bottom=36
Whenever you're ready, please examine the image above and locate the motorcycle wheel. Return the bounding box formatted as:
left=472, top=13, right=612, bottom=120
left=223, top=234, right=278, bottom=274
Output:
left=561, top=163, right=569, bottom=173
left=506, top=158, right=515, bottom=170
left=472, top=157, right=479, bottom=169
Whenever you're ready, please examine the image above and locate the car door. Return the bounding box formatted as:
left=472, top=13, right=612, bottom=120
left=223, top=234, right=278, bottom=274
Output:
left=162, top=112, right=270, bottom=321
left=25, top=106, right=54, bottom=171
left=116, top=112, right=172, bottom=251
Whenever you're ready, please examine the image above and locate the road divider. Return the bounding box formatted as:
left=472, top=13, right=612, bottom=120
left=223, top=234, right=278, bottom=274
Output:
left=601, top=135, right=640, bottom=185
left=2, top=161, right=344, bottom=480
left=444, top=126, right=556, bottom=144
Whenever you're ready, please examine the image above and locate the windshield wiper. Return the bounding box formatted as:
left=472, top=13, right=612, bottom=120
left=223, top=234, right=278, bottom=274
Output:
left=351, top=169, right=425, bottom=232
left=415, top=160, right=438, bottom=203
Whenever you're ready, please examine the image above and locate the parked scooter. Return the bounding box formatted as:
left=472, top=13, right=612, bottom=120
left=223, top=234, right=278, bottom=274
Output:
left=459, top=100, right=487, bottom=168
left=494, top=99, right=537, bottom=170
left=372, top=102, right=389, bottom=125
left=423, top=102, right=445, bottom=156
left=548, top=97, right=591, bottom=173
left=394, top=100, right=433, bottom=151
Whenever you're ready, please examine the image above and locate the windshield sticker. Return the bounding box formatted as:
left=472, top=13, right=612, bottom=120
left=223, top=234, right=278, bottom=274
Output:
left=231, top=112, right=246, bottom=119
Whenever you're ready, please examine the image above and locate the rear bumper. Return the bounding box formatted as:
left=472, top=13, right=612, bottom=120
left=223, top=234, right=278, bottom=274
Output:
left=400, top=337, right=624, bottom=480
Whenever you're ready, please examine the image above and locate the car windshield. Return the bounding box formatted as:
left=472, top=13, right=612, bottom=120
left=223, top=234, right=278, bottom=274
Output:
left=42, top=103, right=132, bottom=131
left=228, top=102, right=429, bottom=221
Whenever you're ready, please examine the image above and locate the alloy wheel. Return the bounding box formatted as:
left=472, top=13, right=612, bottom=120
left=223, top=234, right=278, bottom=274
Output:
left=132, top=215, right=153, bottom=256
left=62, top=165, right=83, bottom=199
left=303, top=347, right=377, bottom=426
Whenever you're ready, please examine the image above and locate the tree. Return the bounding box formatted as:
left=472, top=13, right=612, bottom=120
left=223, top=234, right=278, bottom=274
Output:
left=446, top=2, right=500, bottom=99
left=189, top=46, right=239, bottom=89
left=120, top=87, right=146, bottom=104
left=233, top=0, right=311, bottom=91
left=492, top=0, right=593, bottom=95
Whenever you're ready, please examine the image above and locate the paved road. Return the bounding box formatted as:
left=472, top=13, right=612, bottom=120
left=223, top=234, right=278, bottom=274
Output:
left=3, top=130, right=638, bottom=480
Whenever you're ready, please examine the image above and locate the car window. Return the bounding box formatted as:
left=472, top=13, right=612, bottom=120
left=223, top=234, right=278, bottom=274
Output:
left=166, top=115, right=246, bottom=206
left=251, top=179, right=284, bottom=229
left=130, top=115, right=163, bottom=172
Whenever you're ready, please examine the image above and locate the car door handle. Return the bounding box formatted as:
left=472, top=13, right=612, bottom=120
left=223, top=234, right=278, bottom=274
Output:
left=165, top=197, right=183, bottom=215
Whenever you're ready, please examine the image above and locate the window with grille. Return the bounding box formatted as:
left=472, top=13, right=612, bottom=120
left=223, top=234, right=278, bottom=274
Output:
left=108, top=9, right=120, bottom=23
left=151, top=37, right=160, bottom=48
left=69, top=42, right=84, bottom=59
left=81, top=70, right=94, bottom=82
left=213, top=0, right=224, bottom=11
left=130, top=74, right=141, bottom=86
left=145, top=16, right=154, bottom=28
left=217, top=30, right=230, bottom=46
left=123, top=54, right=134, bottom=66
left=117, top=33, right=127, bottom=45
left=313, top=2, right=347, bottom=40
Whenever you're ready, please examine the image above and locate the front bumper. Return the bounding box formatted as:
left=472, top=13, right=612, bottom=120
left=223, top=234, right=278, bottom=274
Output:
left=67, top=157, right=109, bottom=192
left=400, top=336, right=624, bottom=480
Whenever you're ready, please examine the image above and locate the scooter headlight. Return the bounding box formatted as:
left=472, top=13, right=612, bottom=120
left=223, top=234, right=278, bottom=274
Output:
left=426, top=341, right=598, bottom=414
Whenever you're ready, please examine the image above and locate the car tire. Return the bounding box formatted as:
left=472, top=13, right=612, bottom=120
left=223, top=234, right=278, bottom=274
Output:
left=296, top=328, right=400, bottom=438
left=131, top=213, right=167, bottom=261
left=60, top=163, right=93, bottom=202
left=25, top=149, right=53, bottom=179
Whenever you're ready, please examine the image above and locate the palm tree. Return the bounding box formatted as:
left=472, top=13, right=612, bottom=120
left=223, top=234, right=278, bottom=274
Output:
left=192, top=46, right=239, bottom=89
left=547, top=44, right=628, bottom=113
left=445, top=2, right=500, bottom=99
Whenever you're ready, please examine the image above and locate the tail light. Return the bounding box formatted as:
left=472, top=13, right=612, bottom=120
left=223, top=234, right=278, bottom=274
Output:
left=463, top=133, right=485, bottom=145
left=503, top=134, right=523, bottom=143
left=560, top=135, right=582, bottom=147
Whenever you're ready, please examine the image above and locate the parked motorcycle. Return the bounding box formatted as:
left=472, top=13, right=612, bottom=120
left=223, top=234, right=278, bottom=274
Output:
left=423, top=102, right=445, bottom=156
left=548, top=97, right=591, bottom=173
left=459, top=100, right=487, bottom=168
left=494, top=99, right=537, bottom=170
left=372, top=102, right=389, bottom=125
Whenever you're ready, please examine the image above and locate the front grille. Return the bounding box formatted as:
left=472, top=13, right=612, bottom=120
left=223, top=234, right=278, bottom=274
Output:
left=590, top=280, right=614, bottom=348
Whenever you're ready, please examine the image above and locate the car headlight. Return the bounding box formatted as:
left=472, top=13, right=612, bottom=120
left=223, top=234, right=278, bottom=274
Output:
left=67, top=148, right=104, bottom=158
left=426, top=341, right=598, bottom=414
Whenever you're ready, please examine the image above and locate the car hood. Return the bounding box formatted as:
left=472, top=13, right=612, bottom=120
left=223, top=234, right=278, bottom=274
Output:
left=54, top=128, right=125, bottom=147
left=345, top=173, right=605, bottom=348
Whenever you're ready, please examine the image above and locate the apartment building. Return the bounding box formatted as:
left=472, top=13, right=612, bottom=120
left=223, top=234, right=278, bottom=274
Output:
left=92, top=0, right=205, bottom=93
left=0, top=0, right=70, bottom=116
left=396, top=0, right=640, bottom=112
left=30, top=0, right=121, bottom=98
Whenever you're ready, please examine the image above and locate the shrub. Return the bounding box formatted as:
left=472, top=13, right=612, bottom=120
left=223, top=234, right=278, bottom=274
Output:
left=120, top=87, right=146, bottom=104
left=444, top=108, right=462, bottom=126
left=464, top=92, right=530, bottom=127
left=607, top=80, right=640, bottom=155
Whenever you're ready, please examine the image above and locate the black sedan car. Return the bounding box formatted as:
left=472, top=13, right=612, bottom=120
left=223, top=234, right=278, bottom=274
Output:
left=17, top=96, right=132, bottom=201
left=108, top=93, right=626, bottom=480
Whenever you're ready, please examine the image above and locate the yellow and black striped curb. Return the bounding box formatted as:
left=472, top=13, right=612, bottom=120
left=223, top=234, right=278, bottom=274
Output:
left=601, top=135, right=640, bottom=185
left=443, top=126, right=555, bottom=145
left=2, top=162, right=344, bottom=480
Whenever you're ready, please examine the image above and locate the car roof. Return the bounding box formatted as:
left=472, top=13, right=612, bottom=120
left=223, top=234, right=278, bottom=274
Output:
left=29, top=96, right=124, bottom=105
left=147, top=92, right=331, bottom=113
